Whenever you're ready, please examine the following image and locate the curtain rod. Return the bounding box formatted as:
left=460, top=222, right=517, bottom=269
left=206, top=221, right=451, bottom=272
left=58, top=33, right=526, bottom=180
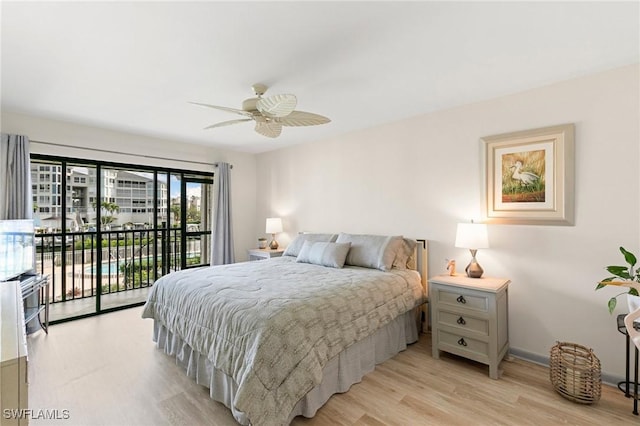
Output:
left=30, top=139, right=231, bottom=168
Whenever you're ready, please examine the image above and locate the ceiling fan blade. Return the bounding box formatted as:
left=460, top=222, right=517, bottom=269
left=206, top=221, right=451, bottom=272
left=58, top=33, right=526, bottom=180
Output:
left=204, top=118, right=252, bottom=130
left=280, top=110, right=331, bottom=127
left=255, top=121, right=282, bottom=138
left=256, top=94, right=297, bottom=118
left=189, top=102, right=253, bottom=117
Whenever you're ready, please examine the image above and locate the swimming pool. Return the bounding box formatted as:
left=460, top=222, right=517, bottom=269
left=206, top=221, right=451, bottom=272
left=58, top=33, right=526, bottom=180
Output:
left=85, top=260, right=125, bottom=276
left=85, top=257, right=154, bottom=276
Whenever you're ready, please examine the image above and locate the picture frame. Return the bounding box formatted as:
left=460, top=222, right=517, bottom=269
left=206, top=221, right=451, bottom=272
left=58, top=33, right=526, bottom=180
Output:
left=481, top=123, right=575, bottom=225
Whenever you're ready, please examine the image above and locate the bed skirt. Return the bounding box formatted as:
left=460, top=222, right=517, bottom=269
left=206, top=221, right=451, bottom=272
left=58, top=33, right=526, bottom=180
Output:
left=152, top=308, right=420, bottom=424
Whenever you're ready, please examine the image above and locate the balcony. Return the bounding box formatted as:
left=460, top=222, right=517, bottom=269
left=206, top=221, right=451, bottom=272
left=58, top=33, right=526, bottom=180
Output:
left=34, top=227, right=207, bottom=322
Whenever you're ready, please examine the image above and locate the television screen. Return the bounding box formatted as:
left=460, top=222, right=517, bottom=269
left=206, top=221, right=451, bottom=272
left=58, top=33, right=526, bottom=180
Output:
left=0, top=219, right=35, bottom=282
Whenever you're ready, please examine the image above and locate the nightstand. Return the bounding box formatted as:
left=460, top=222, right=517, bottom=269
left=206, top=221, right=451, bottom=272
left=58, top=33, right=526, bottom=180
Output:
left=429, top=274, right=510, bottom=379
left=247, top=248, right=285, bottom=261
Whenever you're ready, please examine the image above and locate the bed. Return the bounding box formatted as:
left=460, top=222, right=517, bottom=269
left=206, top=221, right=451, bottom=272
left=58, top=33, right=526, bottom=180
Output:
left=142, top=233, right=427, bottom=425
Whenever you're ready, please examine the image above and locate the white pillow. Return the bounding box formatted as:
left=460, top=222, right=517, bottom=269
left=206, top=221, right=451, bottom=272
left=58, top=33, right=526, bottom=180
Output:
left=283, top=233, right=339, bottom=257
left=335, top=233, right=403, bottom=271
left=296, top=241, right=351, bottom=268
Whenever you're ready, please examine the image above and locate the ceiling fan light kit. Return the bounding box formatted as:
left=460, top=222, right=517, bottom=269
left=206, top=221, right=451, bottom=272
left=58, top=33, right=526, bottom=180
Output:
left=191, top=84, right=330, bottom=138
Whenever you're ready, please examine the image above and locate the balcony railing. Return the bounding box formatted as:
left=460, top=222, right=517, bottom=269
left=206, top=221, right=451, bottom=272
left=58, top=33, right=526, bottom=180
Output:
left=34, top=227, right=205, bottom=316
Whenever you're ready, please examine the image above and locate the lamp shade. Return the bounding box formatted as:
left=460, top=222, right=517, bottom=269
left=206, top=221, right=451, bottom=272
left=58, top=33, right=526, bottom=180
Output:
left=455, top=223, right=489, bottom=249
left=265, top=217, right=283, bottom=234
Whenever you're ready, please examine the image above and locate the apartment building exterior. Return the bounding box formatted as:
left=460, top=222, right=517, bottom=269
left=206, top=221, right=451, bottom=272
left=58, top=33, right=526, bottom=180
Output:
left=31, top=165, right=168, bottom=230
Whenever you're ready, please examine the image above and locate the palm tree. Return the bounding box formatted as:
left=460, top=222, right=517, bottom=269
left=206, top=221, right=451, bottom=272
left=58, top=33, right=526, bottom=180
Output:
left=170, top=204, right=181, bottom=225
left=92, top=201, right=120, bottom=226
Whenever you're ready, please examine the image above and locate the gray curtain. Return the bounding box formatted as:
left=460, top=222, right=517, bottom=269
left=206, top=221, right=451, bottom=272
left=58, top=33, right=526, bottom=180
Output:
left=211, top=162, right=235, bottom=265
left=0, top=134, right=32, bottom=220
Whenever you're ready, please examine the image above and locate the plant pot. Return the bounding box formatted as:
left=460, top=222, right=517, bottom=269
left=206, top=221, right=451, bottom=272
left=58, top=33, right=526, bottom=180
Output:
left=258, top=239, right=267, bottom=249
left=628, top=294, right=640, bottom=320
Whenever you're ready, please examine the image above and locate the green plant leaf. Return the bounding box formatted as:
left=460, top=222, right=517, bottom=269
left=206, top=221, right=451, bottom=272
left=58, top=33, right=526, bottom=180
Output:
left=598, top=248, right=640, bottom=313
left=606, top=266, right=632, bottom=279
left=596, top=277, right=616, bottom=289
left=621, top=247, right=638, bottom=267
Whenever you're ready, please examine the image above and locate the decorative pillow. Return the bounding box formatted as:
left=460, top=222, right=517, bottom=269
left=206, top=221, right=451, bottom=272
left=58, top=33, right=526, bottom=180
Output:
left=392, top=238, right=418, bottom=270
left=283, top=233, right=338, bottom=257
left=296, top=241, right=352, bottom=269
left=335, top=233, right=403, bottom=271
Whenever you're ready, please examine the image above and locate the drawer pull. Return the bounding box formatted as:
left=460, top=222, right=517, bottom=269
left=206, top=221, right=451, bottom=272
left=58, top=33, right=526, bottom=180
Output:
left=456, top=295, right=467, bottom=304
left=457, top=338, right=468, bottom=347
left=457, top=316, right=466, bottom=325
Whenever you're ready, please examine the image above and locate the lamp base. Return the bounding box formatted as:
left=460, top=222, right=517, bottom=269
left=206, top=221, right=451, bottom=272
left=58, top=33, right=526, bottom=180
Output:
left=269, top=235, right=279, bottom=250
left=465, top=249, right=484, bottom=278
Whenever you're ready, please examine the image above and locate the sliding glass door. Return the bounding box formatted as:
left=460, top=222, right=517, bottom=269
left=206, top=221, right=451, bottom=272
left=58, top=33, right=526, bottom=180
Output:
left=30, top=155, right=213, bottom=323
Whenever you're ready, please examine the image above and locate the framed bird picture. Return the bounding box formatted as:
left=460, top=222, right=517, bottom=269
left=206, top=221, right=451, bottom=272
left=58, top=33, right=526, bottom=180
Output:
left=481, top=124, right=575, bottom=225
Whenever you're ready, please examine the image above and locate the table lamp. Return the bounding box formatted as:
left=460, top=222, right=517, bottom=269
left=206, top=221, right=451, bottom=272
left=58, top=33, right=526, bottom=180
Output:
left=265, top=217, right=283, bottom=249
left=455, top=221, right=489, bottom=278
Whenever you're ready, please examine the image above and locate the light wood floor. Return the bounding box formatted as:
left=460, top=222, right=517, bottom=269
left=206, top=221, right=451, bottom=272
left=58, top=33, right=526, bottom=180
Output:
left=27, top=306, right=638, bottom=425
left=48, top=287, right=151, bottom=322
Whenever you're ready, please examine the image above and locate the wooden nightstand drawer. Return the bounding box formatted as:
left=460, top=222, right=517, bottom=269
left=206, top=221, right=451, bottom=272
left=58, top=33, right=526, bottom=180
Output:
left=437, top=310, right=488, bottom=335
left=436, top=288, right=489, bottom=313
left=438, top=329, right=489, bottom=359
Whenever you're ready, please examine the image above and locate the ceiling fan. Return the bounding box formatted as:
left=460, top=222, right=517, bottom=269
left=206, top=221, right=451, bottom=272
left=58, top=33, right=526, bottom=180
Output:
left=191, top=84, right=331, bottom=138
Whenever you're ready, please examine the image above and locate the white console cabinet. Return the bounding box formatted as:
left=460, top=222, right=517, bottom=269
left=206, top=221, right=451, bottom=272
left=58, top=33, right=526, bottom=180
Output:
left=0, top=281, right=29, bottom=425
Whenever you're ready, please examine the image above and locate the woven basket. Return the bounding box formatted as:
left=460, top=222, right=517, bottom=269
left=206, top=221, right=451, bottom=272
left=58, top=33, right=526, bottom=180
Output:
left=549, top=341, right=601, bottom=404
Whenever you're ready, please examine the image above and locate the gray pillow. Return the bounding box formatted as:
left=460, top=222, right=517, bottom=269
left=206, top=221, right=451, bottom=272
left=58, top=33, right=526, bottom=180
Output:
left=296, top=241, right=351, bottom=268
left=283, top=233, right=339, bottom=257
left=392, top=238, right=418, bottom=270
left=335, top=233, right=403, bottom=271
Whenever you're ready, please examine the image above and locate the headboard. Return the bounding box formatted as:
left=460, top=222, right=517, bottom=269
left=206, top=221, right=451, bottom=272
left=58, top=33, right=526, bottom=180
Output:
left=413, top=239, right=429, bottom=332
left=413, top=239, right=428, bottom=293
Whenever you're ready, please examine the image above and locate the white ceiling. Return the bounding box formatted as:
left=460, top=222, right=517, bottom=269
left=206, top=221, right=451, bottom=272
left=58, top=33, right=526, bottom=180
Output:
left=1, top=1, right=638, bottom=154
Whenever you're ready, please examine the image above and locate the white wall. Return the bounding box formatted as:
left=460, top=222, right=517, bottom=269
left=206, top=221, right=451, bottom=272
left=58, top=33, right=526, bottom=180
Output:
left=0, top=112, right=258, bottom=261
left=256, top=64, right=640, bottom=379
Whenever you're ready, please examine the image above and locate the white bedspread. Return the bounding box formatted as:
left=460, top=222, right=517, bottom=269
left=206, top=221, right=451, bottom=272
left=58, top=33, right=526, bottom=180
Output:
left=141, top=256, right=424, bottom=425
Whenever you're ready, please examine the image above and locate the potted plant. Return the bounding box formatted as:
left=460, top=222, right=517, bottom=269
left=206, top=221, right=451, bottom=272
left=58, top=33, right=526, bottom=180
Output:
left=596, top=247, right=640, bottom=313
